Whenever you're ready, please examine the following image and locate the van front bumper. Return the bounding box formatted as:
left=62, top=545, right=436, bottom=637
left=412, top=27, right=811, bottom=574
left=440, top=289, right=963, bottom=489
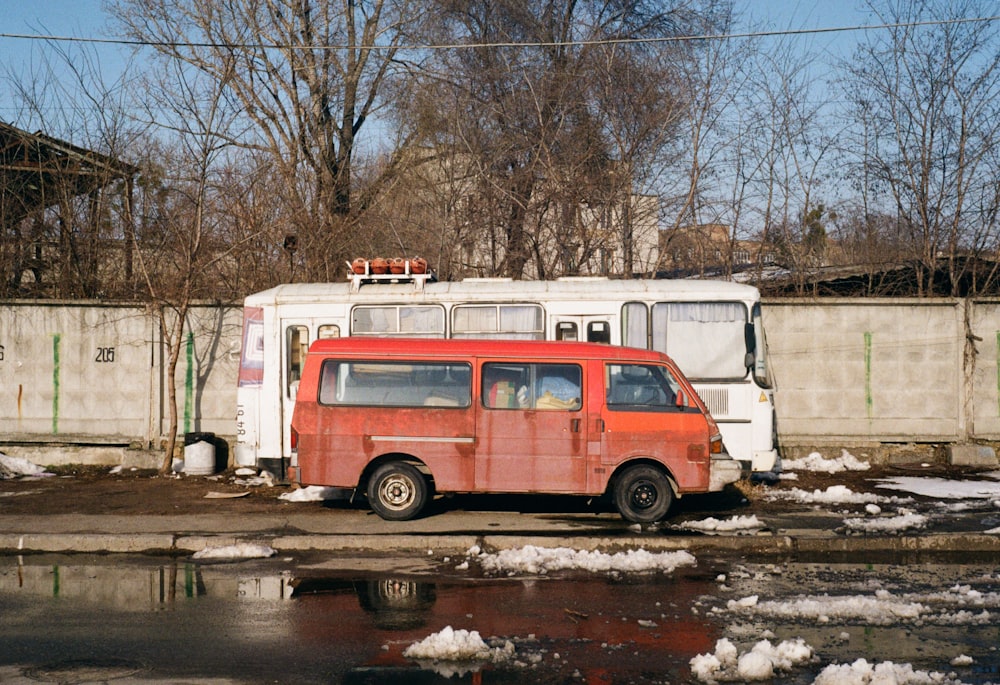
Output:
left=709, top=453, right=749, bottom=491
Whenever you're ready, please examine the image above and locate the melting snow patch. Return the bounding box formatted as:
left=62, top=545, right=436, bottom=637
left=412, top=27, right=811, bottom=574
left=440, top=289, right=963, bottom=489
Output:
left=690, top=637, right=813, bottom=682
left=874, top=476, right=1000, bottom=500
left=192, top=543, right=277, bottom=560
left=813, top=659, right=966, bottom=685
left=782, top=449, right=871, bottom=473
left=843, top=511, right=929, bottom=534
left=403, top=626, right=514, bottom=665
left=765, top=485, right=911, bottom=506
left=676, top=515, right=765, bottom=534
left=0, top=453, right=52, bottom=479
left=470, top=544, right=696, bottom=576
left=278, top=485, right=346, bottom=502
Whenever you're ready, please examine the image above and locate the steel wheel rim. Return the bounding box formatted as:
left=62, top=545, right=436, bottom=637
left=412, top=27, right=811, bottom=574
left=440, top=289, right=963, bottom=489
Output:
left=378, top=474, right=415, bottom=511
left=629, top=480, right=658, bottom=510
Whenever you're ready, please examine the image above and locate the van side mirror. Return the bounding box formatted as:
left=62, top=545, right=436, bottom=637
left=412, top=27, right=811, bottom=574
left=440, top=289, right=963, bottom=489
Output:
left=675, top=390, right=686, bottom=408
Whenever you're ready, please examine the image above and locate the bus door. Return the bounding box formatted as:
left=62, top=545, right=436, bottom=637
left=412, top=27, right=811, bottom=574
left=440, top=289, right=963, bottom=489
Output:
left=475, top=361, right=587, bottom=493
left=551, top=316, right=613, bottom=344
left=281, top=321, right=341, bottom=460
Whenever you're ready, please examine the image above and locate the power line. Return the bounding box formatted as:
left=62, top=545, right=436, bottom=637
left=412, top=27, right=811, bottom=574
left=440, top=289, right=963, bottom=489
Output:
left=0, top=15, right=997, bottom=52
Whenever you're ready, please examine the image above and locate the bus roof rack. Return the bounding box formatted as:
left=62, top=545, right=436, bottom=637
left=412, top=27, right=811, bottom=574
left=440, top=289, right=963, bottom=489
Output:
left=345, top=259, right=436, bottom=292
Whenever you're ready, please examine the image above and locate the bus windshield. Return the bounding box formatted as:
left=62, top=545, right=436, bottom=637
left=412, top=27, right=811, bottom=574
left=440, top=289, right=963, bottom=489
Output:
left=651, top=302, right=748, bottom=381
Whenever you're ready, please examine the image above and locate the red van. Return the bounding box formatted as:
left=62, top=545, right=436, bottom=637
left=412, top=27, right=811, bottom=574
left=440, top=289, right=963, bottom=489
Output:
left=290, top=338, right=745, bottom=522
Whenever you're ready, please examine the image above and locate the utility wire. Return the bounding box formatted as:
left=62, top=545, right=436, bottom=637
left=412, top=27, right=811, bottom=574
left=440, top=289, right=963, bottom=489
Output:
left=0, top=15, right=997, bottom=52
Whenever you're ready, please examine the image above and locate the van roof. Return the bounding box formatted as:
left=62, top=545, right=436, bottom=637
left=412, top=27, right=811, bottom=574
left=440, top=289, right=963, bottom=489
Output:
left=307, top=337, right=670, bottom=363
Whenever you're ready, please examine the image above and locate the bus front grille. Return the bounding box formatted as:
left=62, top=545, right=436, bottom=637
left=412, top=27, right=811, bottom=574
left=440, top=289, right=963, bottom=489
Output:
left=696, top=387, right=729, bottom=418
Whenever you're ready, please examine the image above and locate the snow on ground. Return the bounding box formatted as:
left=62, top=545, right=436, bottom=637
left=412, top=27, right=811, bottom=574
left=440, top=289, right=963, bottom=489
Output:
left=782, top=449, right=872, bottom=473
left=403, top=626, right=515, bottom=662
left=874, top=474, right=1000, bottom=500
left=690, top=637, right=814, bottom=682
left=812, top=659, right=970, bottom=685
left=0, top=453, right=52, bottom=479
left=842, top=510, right=929, bottom=534
left=675, top=515, right=765, bottom=534
left=278, top=485, right=347, bottom=502
left=764, top=484, right=912, bottom=507
left=717, top=583, right=998, bottom=626
left=191, top=543, right=277, bottom=560
left=468, top=544, right=697, bottom=576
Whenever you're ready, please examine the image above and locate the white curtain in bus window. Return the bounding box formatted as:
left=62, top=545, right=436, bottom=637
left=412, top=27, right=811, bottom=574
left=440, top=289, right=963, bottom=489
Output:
left=398, top=306, right=445, bottom=335
left=352, top=306, right=395, bottom=333
left=622, top=302, right=648, bottom=349
left=453, top=304, right=543, bottom=339
left=653, top=302, right=746, bottom=380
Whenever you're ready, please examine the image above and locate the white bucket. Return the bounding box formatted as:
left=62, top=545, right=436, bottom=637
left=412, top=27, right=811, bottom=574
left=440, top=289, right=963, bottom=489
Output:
left=184, top=440, right=216, bottom=475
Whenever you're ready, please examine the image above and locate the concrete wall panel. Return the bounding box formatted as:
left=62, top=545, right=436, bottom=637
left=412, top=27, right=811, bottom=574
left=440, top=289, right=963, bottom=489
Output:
left=4, top=297, right=1000, bottom=456
left=764, top=299, right=963, bottom=444
left=0, top=304, right=152, bottom=441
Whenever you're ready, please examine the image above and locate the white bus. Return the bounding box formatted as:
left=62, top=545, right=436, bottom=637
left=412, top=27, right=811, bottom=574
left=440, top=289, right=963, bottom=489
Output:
left=236, top=267, right=777, bottom=478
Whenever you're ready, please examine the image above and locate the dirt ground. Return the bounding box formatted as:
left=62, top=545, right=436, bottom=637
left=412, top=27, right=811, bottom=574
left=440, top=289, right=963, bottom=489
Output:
left=1, top=460, right=987, bottom=519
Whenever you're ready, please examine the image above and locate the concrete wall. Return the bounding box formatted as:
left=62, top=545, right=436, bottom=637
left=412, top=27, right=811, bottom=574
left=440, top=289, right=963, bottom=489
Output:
left=1, top=302, right=242, bottom=453
left=762, top=298, right=969, bottom=446
left=4, top=298, right=1000, bottom=463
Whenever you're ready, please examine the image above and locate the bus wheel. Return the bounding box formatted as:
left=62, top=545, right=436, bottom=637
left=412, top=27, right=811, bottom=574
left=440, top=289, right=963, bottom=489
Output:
left=368, top=462, right=428, bottom=521
left=613, top=465, right=673, bottom=523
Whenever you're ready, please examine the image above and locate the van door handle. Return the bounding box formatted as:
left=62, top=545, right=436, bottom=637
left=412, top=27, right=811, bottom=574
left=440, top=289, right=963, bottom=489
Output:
left=571, top=418, right=581, bottom=433
left=595, top=418, right=605, bottom=432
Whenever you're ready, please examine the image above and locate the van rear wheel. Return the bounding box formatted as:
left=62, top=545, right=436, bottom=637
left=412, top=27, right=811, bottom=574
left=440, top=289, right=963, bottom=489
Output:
left=614, top=465, right=673, bottom=523
left=368, top=462, right=428, bottom=521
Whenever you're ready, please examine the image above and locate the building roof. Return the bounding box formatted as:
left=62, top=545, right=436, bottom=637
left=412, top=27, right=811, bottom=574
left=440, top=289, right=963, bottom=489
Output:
left=0, top=121, right=138, bottom=229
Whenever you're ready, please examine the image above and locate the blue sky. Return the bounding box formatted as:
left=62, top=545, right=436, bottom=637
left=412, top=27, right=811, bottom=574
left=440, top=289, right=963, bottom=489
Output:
left=0, top=0, right=876, bottom=128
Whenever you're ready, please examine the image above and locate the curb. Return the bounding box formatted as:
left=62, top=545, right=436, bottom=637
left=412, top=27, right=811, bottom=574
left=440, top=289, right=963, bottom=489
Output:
left=5, top=531, right=1000, bottom=557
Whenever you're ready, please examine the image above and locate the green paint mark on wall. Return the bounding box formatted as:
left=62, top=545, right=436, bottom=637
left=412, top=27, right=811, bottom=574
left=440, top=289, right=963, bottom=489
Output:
left=52, top=565, right=60, bottom=597
left=864, top=332, right=873, bottom=419
left=52, top=333, right=61, bottom=434
left=184, top=331, right=194, bottom=434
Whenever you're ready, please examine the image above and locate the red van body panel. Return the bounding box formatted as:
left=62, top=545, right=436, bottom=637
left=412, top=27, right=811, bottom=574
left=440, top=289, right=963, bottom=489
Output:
left=291, top=338, right=742, bottom=516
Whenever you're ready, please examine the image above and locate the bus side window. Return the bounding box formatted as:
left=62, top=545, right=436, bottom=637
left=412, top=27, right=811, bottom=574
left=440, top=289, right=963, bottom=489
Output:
left=286, top=325, right=309, bottom=398
left=318, top=324, right=340, bottom=339
left=556, top=322, right=578, bottom=341
left=587, top=321, right=611, bottom=344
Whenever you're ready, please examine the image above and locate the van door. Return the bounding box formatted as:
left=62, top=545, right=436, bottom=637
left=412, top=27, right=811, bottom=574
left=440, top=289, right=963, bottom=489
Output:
left=475, top=361, right=587, bottom=493
left=599, top=362, right=711, bottom=491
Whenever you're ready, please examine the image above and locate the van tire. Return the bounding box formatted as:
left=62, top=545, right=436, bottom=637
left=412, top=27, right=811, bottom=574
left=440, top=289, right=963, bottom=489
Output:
left=613, top=465, right=673, bottom=523
left=368, top=462, right=428, bottom=521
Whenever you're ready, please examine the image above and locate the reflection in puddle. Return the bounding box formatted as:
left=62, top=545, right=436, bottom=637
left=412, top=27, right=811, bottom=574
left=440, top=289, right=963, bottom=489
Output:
left=0, top=555, right=722, bottom=683
left=1, top=555, right=294, bottom=607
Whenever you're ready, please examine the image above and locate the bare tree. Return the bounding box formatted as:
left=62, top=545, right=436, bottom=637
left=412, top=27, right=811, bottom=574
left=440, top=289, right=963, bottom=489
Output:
left=109, top=0, right=430, bottom=281
left=399, top=0, right=709, bottom=279
left=127, top=56, right=242, bottom=471
left=842, top=0, right=1000, bottom=296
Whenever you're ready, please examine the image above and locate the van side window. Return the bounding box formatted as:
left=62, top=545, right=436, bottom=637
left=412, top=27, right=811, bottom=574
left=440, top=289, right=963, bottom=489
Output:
left=606, top=363, right=681, bottom=411
left=483, top=363, right=581, bottom=411
left=319, top=360, right=471, bottom=407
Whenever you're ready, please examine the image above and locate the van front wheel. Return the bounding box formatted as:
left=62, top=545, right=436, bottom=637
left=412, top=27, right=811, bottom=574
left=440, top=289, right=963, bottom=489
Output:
left=614, top=465, right=673, bottom=523
left=368, top=462, right=428, bottom=521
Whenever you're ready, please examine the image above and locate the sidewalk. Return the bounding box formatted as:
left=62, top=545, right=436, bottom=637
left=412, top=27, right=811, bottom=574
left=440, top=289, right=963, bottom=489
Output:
left=4, top=493, right=1000, bottom=558
left=3, top=462, right=1000, bottom=558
